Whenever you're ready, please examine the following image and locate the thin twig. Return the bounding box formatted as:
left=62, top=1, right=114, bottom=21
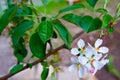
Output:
left=0, top=30, right=84, bottom=80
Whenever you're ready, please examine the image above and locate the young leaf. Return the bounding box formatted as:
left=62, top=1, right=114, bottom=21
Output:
left=38, top=21, right=53, bottom=43
left=59, top=3, right=85, bottom=13
left=29, top=33, right=46, bottom=58
left=86, top=0, right=98, bottom=7
left=9, top=64, right=23, bottom=74
left=62, top=13, right=82, bottom=26
left=96, top=8, right=108, bottom=14
left=102, top=14, right=113, bottom=28
left=41, top=0, right=49, bottom=7
left=79, top=16, right=102, bottom=32
left=0, top=5, right=18, bottom=35
left=41, top=67, right=49, bottom=80
left=12, top=20, right=34, bottom=46
left=53, top=20, right=72, bottom=49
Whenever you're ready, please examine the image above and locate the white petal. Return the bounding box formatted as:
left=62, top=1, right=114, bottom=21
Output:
left=71, top=48, right=79, bottom=55
left=98, top=47, right=109, bottom=54
left=71, top=57, right=79, bottom=63
left=98, top=59, right=109, bottom=70
left=78, top=56, right=88, bottom=65
left=85, top=63, right=92, bottom=71
left=93, top=54, right=102, bottom=60
left=95, top=39, right=103, bottom=48
left=85, top=49, right=95, bottom=58
left=78, top=67, right=84, bottom=78
left=68, top=64, right=76, bottom=71
left=77, top=39, right=85, bottom=49
left=93, top=61, right=100, bottom=70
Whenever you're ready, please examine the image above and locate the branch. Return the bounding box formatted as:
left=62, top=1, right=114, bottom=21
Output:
left=0, top=30, right=84, bottom=80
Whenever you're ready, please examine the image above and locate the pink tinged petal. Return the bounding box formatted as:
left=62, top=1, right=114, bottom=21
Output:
left=98, top=47, right=109, bottom=54
left=71, top=48, right=79, bottom=55
left=71, top=57, right=79, bottom=64
left=78, top=56, right=88, bottom=65
left=68, top=64, right=76, bottom=71
left=93, top=54, right=102, bottom=60
left=95, top=39, right=103, bottom=48
left=90, top=68, right=94, bottom=73
left=78, top=67, right=84, bottom=78
left=77, top=39, right=85, bottom=49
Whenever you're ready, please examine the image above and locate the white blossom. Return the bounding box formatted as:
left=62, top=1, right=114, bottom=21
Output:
left=68, top=57, right=85, bottom=78
left=69, top=38, right=109, bottom=77
left=94, top=39, right=109, bottom=54
left=71, top=39, right=86, bottom=56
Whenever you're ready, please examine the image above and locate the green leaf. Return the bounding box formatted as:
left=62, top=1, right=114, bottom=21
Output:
left=9, top=64, right=23, bottom=74
left=0, top=5, right=18, bottom=35
left=53, top=20, right=72, bottom=49
left=41, top=67, right=49, bottom=80
left=102, top=14, right=113, bottom=28
left=12, top=20, right=34, bottom=46
left=109, top=27, right=114, bottom=34
left=79, top=16, right=102, bottom=32
left=14, top=37, right=27, bottom=62
left=41, top=62, right=49, bottom=67
left=59, top=3, right=85, bottom=13
left=29, top=33, right=46, bottom=58
left=96, top=8, right=108, bottom=14
left=62, top=13, right=82, bottom=26
left=7, top=0, right=14, bottom=8
left=51, top=71, right=55, bottom=80
left=38, top=21, right=53, bottom=43
left=41, top=0, right=49, bottom=7
left=86, top=0, right=98, bottom=7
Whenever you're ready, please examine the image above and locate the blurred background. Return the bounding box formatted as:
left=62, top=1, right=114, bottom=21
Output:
left=0, top=0, right=120, bottom=80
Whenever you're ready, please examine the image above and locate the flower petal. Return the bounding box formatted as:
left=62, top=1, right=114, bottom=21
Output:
left=85, top=48, right=95, bottom=58
left=98, top=59, right=109, bottom=70
left=93, top=61, right=100, bottom=70
left=93, top=54, right=102, bottom=60
left=78, top=67, right=84, bottom=78
left=77, top=39, right=85, bottom=49
left=98, top=47, right=109, bottom=54
left=71, top=57, right=79, bottom=63
left=71, top=48, right=79, bottom=55
left=85, top=63, right=92, bottom=71
left=95, top=39, right=103, bottom=48
left=68, top=64, right=76, bottom=71
left=78, top=56, right=88, bottom=65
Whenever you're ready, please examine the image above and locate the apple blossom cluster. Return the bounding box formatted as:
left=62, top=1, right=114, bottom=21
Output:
left=68, top=39, right=109, bottom=78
